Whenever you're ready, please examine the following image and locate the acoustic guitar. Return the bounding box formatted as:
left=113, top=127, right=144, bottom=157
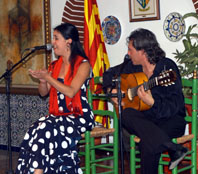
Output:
left=114, top=69, right=177, bottom=112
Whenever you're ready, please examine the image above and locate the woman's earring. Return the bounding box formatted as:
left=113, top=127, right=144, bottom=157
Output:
left=66, top=44, right=70, bottom=51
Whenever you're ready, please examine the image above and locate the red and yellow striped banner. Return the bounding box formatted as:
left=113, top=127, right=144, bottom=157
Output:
left=84, top=0, right=110, bottom=126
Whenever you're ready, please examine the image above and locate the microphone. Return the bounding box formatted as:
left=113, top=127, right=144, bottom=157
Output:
left=102, top=55, right=130, bottom=91
left=28, top=44, right=53, bottom=51
left=118, top=54, right=130, bottom=75
left=93, top=93, right=125, bottom=98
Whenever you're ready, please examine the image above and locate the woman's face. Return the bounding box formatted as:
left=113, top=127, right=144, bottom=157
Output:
left=52, top=30, right=68, bottom=56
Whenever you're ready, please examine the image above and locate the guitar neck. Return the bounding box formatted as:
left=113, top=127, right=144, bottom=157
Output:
left=130, top=77, right=158, bottom=98
left=144, top=77, right=159, bottom=91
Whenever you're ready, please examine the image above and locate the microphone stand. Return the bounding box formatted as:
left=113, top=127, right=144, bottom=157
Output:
left=0, top=49, right=36, bottom=174
left=97, top=76, right=125, bottom=174
left=116, top=76, right=125, bottom=174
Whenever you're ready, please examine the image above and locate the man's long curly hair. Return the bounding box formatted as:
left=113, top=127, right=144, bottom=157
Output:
left=127, top=28, right=165, bottom=65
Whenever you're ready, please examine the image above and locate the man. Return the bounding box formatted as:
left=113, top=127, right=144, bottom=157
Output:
left=103, top=28, right=188, bottom=174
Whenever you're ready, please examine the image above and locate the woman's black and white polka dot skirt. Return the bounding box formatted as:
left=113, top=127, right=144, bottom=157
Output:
left=16, top=114, right=94, bottom=174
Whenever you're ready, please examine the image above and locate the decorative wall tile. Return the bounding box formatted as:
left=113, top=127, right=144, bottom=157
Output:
left=0, top=94, right=49, bottom=148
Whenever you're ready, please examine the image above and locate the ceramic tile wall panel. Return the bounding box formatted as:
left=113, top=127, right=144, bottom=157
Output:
left=0, top=94, right=49, bottom=148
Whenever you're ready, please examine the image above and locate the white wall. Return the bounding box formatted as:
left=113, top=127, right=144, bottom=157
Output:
left=50, top=0, right=66, bottom=29
left=50, top=0, right=196, bottom=67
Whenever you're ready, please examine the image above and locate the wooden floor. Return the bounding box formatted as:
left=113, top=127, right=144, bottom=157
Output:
left=0, top=150, right=19, bottom=174
left=0, top=149, right=196, bottom=174
left=0, top=149, right=132, bottom=174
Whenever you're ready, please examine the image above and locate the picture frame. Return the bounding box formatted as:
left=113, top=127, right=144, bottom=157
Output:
left=129, top=0, right=160, bottom=22
left=0, top=0, right=51, bottom=95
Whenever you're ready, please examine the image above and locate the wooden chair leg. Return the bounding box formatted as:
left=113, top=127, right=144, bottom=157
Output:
left=85, top=131, right=90, bottom=174
left=130, top=135, right=136, bottom=174
left=90, top=137, right=96, bottom=174
left=158, top=156, right=163, bottom=174
left=172, top=167, right=178, bottom=174
left=114, top=127, right=119, bottom=174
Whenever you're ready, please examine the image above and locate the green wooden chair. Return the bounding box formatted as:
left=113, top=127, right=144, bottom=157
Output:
left=130, top=70, right=197, bottom=174
left=79, top=76, right=119, bottom=174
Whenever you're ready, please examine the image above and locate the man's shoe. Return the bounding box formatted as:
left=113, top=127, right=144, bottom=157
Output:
left=169, top=147, right=188, bottom=170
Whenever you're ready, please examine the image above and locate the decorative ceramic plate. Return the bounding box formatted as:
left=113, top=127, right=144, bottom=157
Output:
left=102, top=16, right=121, bottom=45
left=163, top=12, right=186, bottom=42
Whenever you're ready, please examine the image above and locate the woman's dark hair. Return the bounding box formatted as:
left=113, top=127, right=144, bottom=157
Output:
left=54, top=23, right=88, bottom=76
left=127, top=28, right=165, bottom=64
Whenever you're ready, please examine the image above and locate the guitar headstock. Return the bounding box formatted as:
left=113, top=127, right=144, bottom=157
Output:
left=158, top=69, right=177, bottom=86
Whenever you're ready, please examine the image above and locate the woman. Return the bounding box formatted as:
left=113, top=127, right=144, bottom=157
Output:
left=16, top=23, right=95, bottom=174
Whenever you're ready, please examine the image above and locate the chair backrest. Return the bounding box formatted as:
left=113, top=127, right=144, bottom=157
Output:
left=87, top=76, right=106, bottom=109
left=182, top=70, right=197, bottom=136
left=87, top=76, right=118, bottom=127
left=181, top=70, right=197, bottom=169
left=82, top=76, right=119, bottom=174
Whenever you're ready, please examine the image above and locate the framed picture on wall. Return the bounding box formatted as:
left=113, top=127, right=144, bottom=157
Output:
left=0, top=0, right=51, bottom=95
left=129, top=0, right=160, bottom=22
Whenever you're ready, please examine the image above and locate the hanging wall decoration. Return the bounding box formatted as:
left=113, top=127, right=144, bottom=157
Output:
left=129, top=0, right=160, bottom=22
left=0, top=0, right=51, bottom=95
left=102, top=16, right=121, bottom=45
left=163, top=12, right=186, bottom=42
